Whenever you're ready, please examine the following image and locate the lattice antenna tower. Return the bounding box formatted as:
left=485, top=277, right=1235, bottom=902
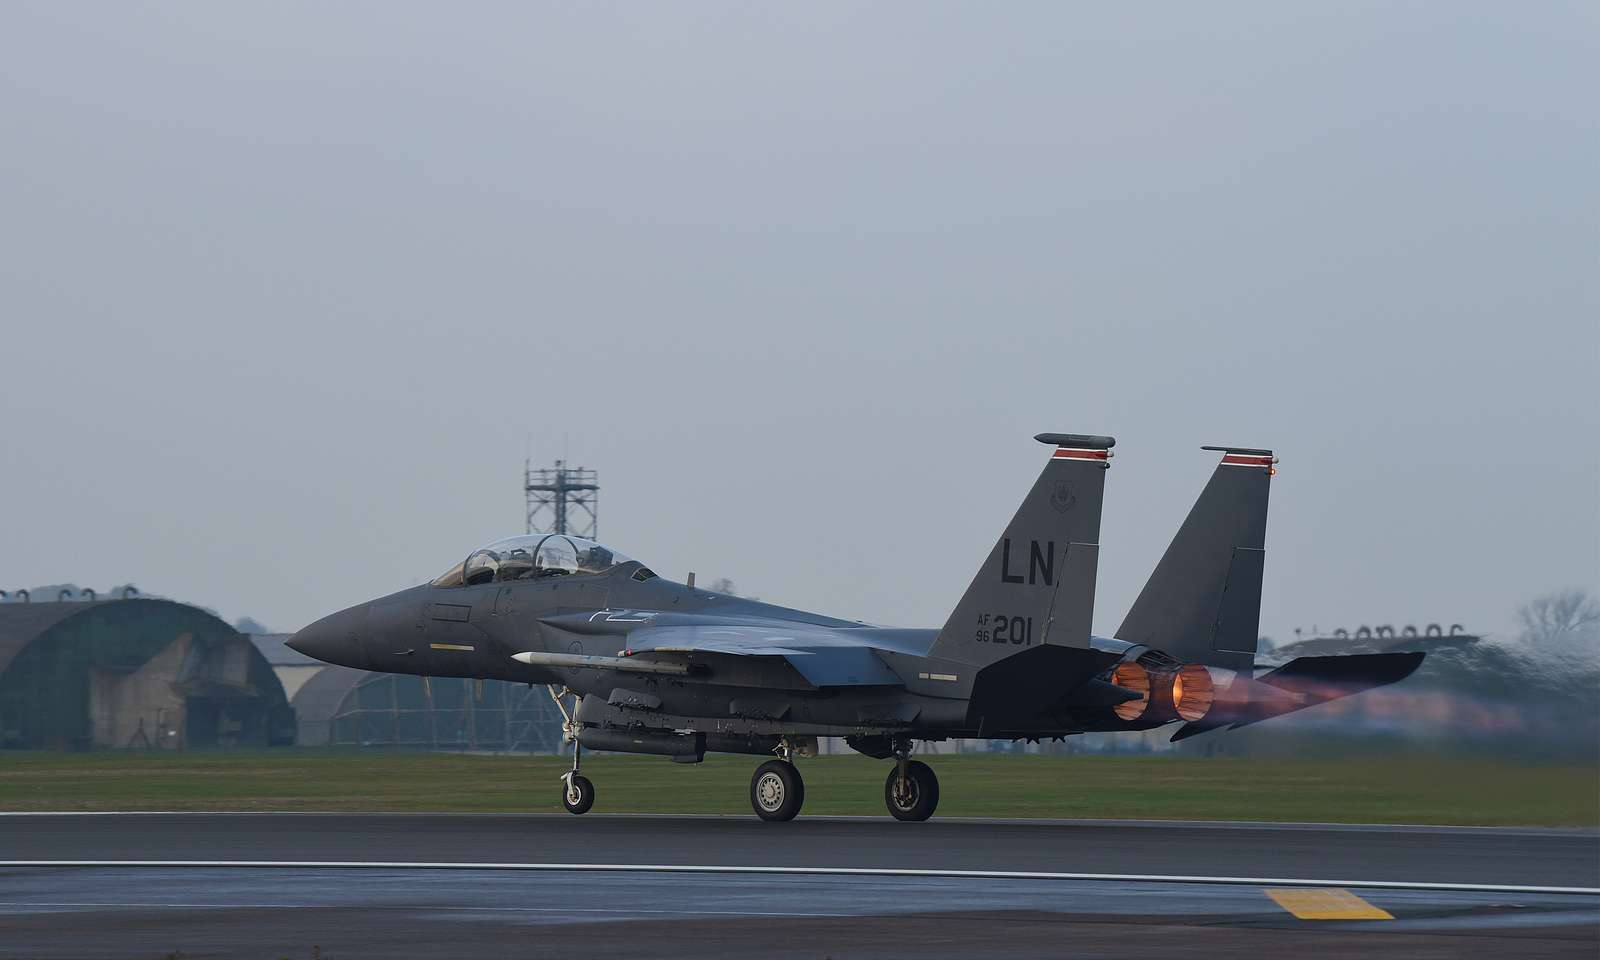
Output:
left=524, top=459, right=599, bottom=538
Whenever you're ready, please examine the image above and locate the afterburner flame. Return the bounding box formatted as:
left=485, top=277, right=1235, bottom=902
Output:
left=1172, top=663, right=1215, bottom=722
left=1110, top=662, right=1152, bottom=721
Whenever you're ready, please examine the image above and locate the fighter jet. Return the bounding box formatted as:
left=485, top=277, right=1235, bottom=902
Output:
left=288, top=433, right=1423, bottom=821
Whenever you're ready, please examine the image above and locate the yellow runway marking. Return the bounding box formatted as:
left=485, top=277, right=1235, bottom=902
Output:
left=1264, top=887, right=1394, bottom=920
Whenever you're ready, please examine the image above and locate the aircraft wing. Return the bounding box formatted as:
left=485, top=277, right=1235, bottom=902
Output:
left=622, top=623, right=904, bottom=687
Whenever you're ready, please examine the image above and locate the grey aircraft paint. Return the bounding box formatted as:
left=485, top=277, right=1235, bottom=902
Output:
left=288, top=433, right=1425, bottom=821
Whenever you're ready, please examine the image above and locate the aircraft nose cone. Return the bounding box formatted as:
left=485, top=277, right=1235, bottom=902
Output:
left=287, top=606, right=367, bottom=668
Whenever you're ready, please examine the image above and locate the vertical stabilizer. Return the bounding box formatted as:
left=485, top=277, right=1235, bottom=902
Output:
left=1117, top=446, right=1275, bottom=673
left=931, top=433, right=1113, bottom=666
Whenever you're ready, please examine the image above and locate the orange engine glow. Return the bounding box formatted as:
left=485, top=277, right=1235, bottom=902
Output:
left=1171, top=663, right=1215, bottom=722
left=1110, top=662, right=1152, bottom=721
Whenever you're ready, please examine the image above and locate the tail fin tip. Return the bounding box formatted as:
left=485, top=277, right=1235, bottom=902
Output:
left=1201, top=445, right=1278, bottom=470
left=1037, top=433, right=1116, bottom=449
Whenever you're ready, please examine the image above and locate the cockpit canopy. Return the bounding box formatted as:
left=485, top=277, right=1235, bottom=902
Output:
left=432, top=535, right=638, bottom=587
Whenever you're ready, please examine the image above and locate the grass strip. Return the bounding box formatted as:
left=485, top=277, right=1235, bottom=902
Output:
left=2, top=751, right=1594, bottom=826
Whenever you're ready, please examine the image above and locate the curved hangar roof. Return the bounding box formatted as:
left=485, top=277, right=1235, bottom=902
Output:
left=0, top=598, right=293, bottom=750
left=0, top=598, right=233, bottom=674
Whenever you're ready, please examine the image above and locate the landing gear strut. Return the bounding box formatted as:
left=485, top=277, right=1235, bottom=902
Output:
left=884, top=737, right=939, bottom=822
left=549, top=685, right=594, bottom=815
left=749, top=738, right=805, bottom=822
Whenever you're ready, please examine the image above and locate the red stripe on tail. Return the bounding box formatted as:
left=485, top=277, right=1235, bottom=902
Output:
left=1054, top=448, right=1110, bottom=460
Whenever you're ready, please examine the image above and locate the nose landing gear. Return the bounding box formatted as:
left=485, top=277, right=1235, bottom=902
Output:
left=549, top=685, right=594, bottom=815
left=749, top=738, right=805, bottom=821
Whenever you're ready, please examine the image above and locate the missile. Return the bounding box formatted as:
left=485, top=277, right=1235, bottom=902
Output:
left=511, top=650, right=691, bottom=676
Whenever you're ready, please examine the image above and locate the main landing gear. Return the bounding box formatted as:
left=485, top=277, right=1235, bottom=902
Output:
left=550, top=685, right=595, bottom=816
left=747, top=736, right=940, bottom=823
left=749, top=739, right=805, bottom=822
left=884, top=737, right=939, bottom=822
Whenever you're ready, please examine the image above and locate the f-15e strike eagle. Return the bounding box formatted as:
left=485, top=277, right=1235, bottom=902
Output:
left=289, top=434, right=1423, bottom=822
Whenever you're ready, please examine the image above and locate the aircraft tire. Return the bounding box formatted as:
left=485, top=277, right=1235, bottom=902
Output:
left=562, top=774, right=595, bottom=815
left=884, top=760, right=939, bottom=822
left=750, top=760, right=804, bottom=822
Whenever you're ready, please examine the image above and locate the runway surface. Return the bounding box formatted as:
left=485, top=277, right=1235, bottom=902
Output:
left=2, top=815, right=1596, bottom=958
left=5, top=812, right=1597, bottom=887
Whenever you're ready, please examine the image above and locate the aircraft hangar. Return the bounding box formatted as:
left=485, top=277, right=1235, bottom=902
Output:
left=0, top=598, right=295, bottom=750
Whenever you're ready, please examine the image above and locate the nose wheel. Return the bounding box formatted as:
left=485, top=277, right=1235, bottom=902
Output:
left=561, top=773, right=595, bottom=815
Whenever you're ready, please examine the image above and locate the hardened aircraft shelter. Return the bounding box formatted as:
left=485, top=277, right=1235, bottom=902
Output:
left=0, top=598, right=294, bottom=750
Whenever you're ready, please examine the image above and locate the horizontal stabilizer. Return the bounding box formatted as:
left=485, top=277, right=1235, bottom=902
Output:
left=1170, top=651, right=1425, bottom=741
left=1258, top=650, right=1426, bottom=693
left=968, top=644, right=1121, bottom=730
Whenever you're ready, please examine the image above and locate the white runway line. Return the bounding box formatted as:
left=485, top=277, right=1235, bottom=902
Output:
left=0, top=811, right=1589, bottom=836
left=0, top=900, right=853, bottom=919
left=2, top=861, right=1595, bottom=896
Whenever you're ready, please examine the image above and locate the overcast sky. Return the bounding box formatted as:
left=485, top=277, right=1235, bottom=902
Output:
left=2, top=2, right=1595, bottom=642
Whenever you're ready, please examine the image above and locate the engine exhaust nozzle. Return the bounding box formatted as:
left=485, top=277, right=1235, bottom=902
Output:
left=1171, top=663, right=1216, bottom=722
left=1109, top=662, right=1152, bottom=721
